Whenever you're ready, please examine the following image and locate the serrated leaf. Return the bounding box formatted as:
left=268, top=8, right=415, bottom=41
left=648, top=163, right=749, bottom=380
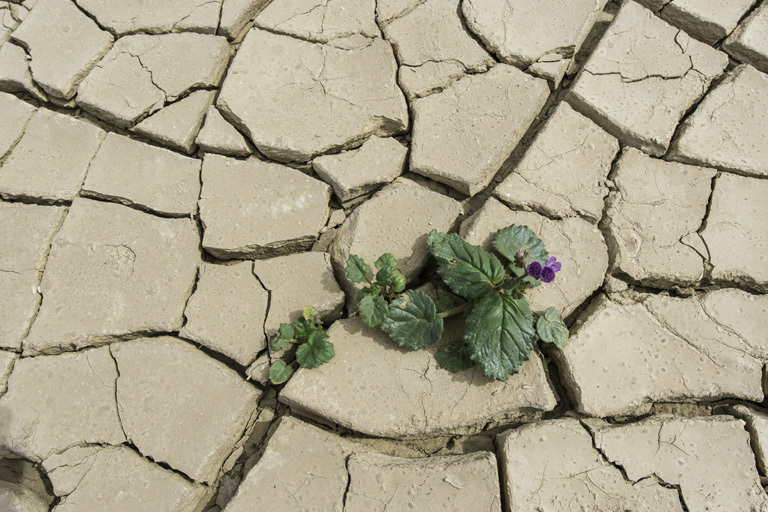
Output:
left=493, top=225, right=548, bottom=267
left=465, top=291, right=536, bottom=381
left=278, top=323, right=294, bottom=340
left=293, top=317, right=318, bottom=342
left=345, top=254, right=369, bottom=283
left=435, top=338, right=473, bottom=373
left=269, top=360, right=294, bottom=384
left=270, top=336, right=292, bottom=351
left=426, top=230, right=506, bottom=300
left=359, top=295, right=389, bottom=327
left=537, top=307, right=569, bottom=350
left=435, top=296, right=456, bottom=314
left=381, top=290, right=443, bottom=350
left=296, top=330, right=335, bottom=368
left=374, top=253, right=397, bottom=271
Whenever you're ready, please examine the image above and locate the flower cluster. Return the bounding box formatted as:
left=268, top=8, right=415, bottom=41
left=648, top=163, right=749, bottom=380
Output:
left=527, top=256, right=561, bottom=283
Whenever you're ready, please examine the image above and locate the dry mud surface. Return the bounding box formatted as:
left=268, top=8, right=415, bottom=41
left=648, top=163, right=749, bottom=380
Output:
left=1, top=0, right=768, bottom=510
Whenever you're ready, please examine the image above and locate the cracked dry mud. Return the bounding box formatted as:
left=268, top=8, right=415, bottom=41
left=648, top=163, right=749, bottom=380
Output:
left=0, top=0, right=767, bottom=511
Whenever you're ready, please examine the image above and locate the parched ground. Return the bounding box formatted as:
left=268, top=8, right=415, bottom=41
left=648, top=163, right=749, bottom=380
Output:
left=1, top=0, right=768, bottom=510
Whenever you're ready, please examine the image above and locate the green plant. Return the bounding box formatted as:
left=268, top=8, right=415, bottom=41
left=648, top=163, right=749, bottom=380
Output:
left=346, top=225, right=568, bottom=381
left=269, top=306, right=334, bottom=384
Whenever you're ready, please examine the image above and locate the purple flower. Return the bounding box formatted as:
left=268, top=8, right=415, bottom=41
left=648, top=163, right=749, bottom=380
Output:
left=527, top=261, right=542, bottom=279
left=527, top=257, right=562, bottom=283
left=541, top=256, right=562, bottom=283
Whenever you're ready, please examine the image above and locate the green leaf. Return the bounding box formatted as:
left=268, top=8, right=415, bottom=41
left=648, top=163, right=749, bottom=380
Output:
left=374, top=253, right=397, bottom=271
left=381, top=290, right=443, bottom=350
left=269, top=360, right=294, bottom=384
left=500, top=278, right=516, bottom=291
left=296, top=331, right=335, bottom=368
left=357, top=285, right=380, bottom=302
left=357, top=284, right=383, bottom=303
left=508, top=264, right=526, bottom=278
left=375, top=267, right=395, bottom=287
left=270, top=336, right=292, bottom=351
left=359, top=295, right=389, bottom=327
left=391, top=271, right=406, bottom=293
left=435, top=296, right=456, bottom=314
left=293, top=317, right=318, bottom=342
left=465, top=291, right=536, bottom=381
left=426, top=230, right=506, bottom=300
left=493, top=225, right=548, bottom=267
left=435, top=338, right=473, bottom=373
left=278, top=323, right=294, bottom=340
left=537, top=307, right=569, bottom=350
left=345, top=254, right=370, bottom=284
left=500, top=278, right=534, bottom=297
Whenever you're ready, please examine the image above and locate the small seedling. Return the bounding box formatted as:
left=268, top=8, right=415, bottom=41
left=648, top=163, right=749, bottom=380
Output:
left=346, top=225, right=568, bottom=381
left=269, top=306, right=335, bottom=384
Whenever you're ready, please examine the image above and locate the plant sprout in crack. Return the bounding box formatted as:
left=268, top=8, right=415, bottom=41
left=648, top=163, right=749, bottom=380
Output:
left=269, top=224, right=568, bottom=384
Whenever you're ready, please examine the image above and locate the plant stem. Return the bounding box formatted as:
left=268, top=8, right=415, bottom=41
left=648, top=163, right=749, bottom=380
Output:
left=439, top=302, right=469, bottom=319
